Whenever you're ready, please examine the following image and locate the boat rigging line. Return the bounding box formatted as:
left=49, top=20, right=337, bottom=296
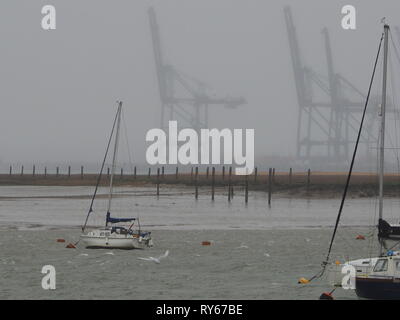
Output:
left=301, top=31, right=384, bottom=284
left=81, top=102, right=121, bottom=233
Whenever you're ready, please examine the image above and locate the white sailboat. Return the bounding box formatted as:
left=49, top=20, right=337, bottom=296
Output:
left=302, top=24, right=400, bottom=299
left=340, top=24, right=400, bottom=299
left=80, top=101, right=153, bottom=249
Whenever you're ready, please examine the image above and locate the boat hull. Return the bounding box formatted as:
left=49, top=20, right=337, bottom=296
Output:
left=80, top=235, right=152, bottom=249
left=356, top=277, right=400, bottom=300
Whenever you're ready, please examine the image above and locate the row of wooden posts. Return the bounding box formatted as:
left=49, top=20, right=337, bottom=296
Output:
left=8, top=165, right=89, bottom=178
left=144, top=166, right=311, bottom=205
left=6, top=165, right=313, bottom=205
left=7, top=165, right=132, bottom=179
left=6, top=165, right=311, bottom=183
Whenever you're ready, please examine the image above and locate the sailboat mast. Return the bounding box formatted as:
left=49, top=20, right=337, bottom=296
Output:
left=106, top=101, right=123, bottom=225
left=379, top=25, right=389, bottom=224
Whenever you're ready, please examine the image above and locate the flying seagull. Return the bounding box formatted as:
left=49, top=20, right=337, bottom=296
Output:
left=138, top=250, right=169, bottom=264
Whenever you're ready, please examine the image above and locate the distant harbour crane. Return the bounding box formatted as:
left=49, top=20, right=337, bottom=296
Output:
left=148, top=7, right=246, bottom=133
left=284, top=6, right=392, bottom=165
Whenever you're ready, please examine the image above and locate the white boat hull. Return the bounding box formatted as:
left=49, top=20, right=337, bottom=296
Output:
left=81, top=229, right=153, bottom=249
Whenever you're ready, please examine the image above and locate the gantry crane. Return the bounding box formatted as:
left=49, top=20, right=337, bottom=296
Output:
left=284, top=6, right=388, bottom=164
left=148, top=7, right=246, bottom=132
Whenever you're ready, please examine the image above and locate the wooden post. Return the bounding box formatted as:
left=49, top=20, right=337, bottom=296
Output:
left=190, top=167, right=193, bottom=182
left=148, top=168, right=151, bottom=178
left=228, top=166, right=232, bottom=202
left=195, top=167, right=199, bottom=200
left=162, top=166, right=164, bottom=179
left=211, top=167, right=215, bottom=201
left=222, top=166, right=225, bottom=180
left=21, top=165, right=24, bottom=176
left=289, top=168, right=292, bottom=185
left=44, top=167, right=47, bottom=177
left=56, top=167, right=59, bottom=176
left=156, top=168, right=160, bottom=197
left=134, top=166, right=137, bottom=179
left=107, top=167, right=110, bottom=177
left=206, top=167, right=209, bottom=179
left=307, top=168, right=311, bottom=192
left=254, top=167, right=258, bottom=182
left=32, top=165, right=35, bottom=177
left=230, top=167, right=234, bottom=201
left=245, top=174, right=249, bottom=204
left=81, top=166, right=84, bottom=179
left=175, top=167, right=178, bottom=180
left=9, top=165, right=12, bottom=175
left=268, top=168, right=272, bottom=206
left=68, top=166, right=71, bottom=177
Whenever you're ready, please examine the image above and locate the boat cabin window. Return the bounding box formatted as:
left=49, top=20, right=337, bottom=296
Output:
left=395, top=260, right=400, bottom=271
left=373, top=259, right=388, bottom=272
left=112, top=227, right=128, bottom=235
left=100, top=232, right=105, bottom=237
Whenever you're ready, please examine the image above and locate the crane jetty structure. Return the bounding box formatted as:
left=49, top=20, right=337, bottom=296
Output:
left=148, top=7, right=246, bottom=134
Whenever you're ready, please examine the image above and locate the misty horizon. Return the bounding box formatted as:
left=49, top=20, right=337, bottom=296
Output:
left=2, top=1, right=400, bottom=172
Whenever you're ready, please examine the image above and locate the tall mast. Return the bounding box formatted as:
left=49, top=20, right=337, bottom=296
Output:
left=379, top=25, right=389, bottom=228
left=106, top=101, right=122, bottom=225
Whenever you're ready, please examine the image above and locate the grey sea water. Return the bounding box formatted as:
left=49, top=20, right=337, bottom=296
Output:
left=0, top=186, right=390, bottom=299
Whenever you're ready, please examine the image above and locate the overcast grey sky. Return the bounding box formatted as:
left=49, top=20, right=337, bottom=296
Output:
left=1, top=0, right=400, bottom=166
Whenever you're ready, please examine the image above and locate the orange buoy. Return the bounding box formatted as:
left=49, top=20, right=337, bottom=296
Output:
left=356, top=235, right=365, bottom=240
left=57, top=239, right=65, bottom=243
left=202, top=241, right=211, bottom=246
left=298, top=277, right=310, bottom=284
left=66, top=243, right=76, bottom=249
left=319, top=292, right=334, bottom=300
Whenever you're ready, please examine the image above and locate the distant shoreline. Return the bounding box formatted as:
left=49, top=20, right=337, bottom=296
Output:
left=0, top=224, right=372, bottom=232
left=1, top=172, right=400, bottom=198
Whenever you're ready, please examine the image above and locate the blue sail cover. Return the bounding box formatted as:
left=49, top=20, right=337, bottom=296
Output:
left=106, top=212, right=136, bottom=224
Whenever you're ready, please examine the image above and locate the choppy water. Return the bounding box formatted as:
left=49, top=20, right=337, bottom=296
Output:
left=0, top=186, right=392, bottom=299
left=1, top=185, right=398, bottom=230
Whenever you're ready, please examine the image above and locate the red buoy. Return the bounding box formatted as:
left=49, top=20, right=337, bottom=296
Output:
left=57, top=239, right=65, bottom=243
left=202, top=241, right=211, bottom=246
left=319, top=292, right=334, bottom=300
left=66, top=243, right=76, bottom=249
left=356, top=235, right=365, bottom=240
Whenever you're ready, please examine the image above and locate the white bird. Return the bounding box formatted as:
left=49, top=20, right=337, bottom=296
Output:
left=104, top=252, right=114, bottom=255
left=235, top=243, right=249, bottom=249
left=264, top=253, right=270, bottom=257
left=138, top=250, right=169, bottom=264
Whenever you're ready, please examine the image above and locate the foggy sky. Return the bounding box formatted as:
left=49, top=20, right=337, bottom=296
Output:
left=1, top=0, right=400, bottom=166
